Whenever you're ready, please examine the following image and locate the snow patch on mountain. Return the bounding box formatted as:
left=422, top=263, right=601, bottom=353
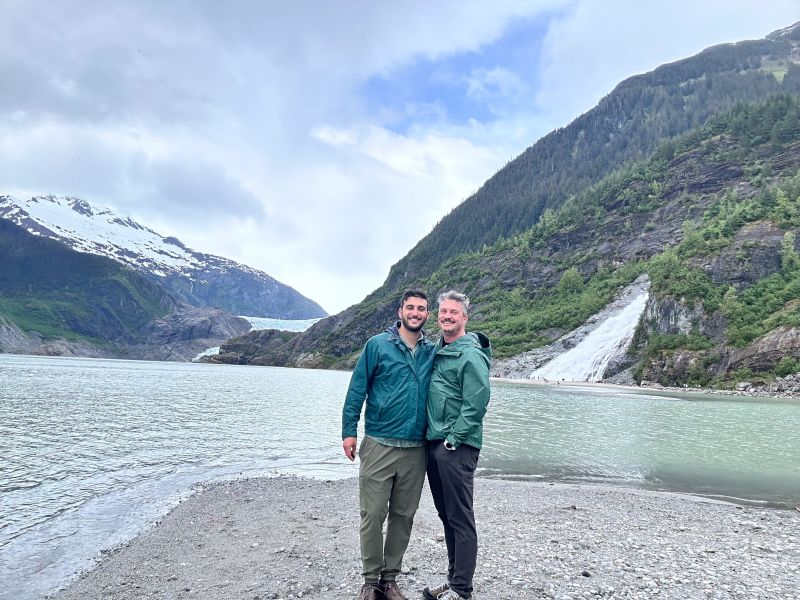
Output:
left=0, top=195, right=205, bottom=277
left=0, top=195, right=327, bottom=318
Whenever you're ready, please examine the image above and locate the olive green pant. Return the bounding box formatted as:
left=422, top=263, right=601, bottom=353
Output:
left=358, top=436, right=426, bottom=582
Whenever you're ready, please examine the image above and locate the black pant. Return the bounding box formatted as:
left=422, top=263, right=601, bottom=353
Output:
left=427, top=440, right=480, bottom=598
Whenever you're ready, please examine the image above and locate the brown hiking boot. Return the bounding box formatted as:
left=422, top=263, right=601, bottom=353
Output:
left=380, top=580, right=408, bottom=600
left=358, top=582, right=383, bottom=600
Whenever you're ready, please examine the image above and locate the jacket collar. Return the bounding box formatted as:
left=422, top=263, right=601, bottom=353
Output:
left=388, top=320, right=428, bottom=346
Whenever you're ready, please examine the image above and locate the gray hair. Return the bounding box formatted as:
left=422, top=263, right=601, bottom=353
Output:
left=437, top=290, right=470, bottom=316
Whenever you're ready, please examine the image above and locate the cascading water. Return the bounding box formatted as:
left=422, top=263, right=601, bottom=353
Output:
left=530, top=285, right=649, bottom=382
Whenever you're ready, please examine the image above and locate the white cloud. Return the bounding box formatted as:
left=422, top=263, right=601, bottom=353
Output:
left=535, top=0, right=800, bottom=126
left=466, top=67, right=528, bottom=107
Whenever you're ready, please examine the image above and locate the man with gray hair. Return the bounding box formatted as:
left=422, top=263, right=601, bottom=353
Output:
left=423, top=291, right=491, bottom=600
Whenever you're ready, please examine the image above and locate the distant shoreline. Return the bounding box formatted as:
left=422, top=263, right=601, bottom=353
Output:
left=492, top=376, right=800, bottom=401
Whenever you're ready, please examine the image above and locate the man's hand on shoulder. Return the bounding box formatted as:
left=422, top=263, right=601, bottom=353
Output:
left=343, top=436, right=357, bottom=461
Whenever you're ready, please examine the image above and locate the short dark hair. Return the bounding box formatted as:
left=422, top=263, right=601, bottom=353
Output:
left=400, top=288, right=428, bottom=307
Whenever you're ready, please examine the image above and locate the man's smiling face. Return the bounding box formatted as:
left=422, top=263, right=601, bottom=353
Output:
left=398, top=296, right=429, bottom=333
left=437, top=298, right=467, bottom=341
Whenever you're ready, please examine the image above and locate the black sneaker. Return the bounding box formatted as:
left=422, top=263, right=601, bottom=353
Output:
left=422, top=581, right=450, bottom=600
left=433, top=590, right=471, bottom=600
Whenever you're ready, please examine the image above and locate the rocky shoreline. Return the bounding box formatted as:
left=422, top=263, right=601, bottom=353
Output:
left=52, top=477, right=799, bottom=600
left=639, top=372, right=800, bottom=399
left=492, top=376, right=800, bottom=401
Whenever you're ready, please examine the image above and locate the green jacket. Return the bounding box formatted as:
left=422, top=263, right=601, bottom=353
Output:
left=427, top=332, right=492, bottom=449
left=342, top=322, right=436, bottom=441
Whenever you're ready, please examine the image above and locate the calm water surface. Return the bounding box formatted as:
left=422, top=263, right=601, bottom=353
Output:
left=1, top=355, right=799, bottom=600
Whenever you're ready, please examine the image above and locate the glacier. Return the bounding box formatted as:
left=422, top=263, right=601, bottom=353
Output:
left=191, top=316, right=322, bottom=362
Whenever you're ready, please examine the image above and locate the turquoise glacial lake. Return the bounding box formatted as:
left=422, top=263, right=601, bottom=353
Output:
left=1, top=354, right=798, bottom=599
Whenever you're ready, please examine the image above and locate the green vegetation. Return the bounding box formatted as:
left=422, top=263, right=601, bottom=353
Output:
left=722, top=274, right=800, bottom=347
left=327, top=96, right=800, bottom=368
left=472, top=263, right=645, bottom=357
left=0, top=296, right=93, bottom=341
left=643, top=333, right=715, bottom=357
left=449, top=97, right=800, bottom=376
left=0, top=219, right=169, bottom=342
left=775, top=356, right=800, bottom=377
left=647, top=251, right=723, bottom=311
left=422, top=97, right=800, bottom=361
left=384, top=33, right=800, bottom=290
left=224, top=40, right=800, bottom=384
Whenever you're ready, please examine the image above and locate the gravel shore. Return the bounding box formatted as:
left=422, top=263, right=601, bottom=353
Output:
left=53, top=477, right=799, bottom=600
left=491, top=377, right=800, bottom=402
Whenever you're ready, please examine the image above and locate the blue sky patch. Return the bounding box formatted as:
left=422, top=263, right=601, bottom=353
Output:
left=361, top=16, right=550, bottom=133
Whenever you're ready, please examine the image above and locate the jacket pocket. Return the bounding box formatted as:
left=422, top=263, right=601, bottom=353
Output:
left=428, top=393, right=449, bottom=432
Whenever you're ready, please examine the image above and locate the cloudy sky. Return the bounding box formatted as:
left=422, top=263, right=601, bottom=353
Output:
left=1, top=1, right=798, bottom=314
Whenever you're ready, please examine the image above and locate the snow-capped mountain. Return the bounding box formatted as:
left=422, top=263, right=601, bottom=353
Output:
left=0, top=195, right=327, bottom=319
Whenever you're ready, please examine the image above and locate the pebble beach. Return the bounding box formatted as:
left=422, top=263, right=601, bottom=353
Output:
left=51, top=477, right=800, bottom=600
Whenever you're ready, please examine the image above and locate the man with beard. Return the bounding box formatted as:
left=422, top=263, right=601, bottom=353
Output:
left=342, top=289, right=436, bottom=600
left=423, top=291, right=491, bottom=600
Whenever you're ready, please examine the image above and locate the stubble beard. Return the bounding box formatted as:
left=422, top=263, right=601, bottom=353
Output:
left=402, top=316, right=426, bottom=332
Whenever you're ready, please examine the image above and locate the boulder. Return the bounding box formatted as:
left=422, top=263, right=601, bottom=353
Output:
left=727, top=326, right=800, bottom=373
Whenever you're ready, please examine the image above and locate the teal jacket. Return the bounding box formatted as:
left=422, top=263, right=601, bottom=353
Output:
left=426, top=332, right=492, bottom=449
left=342, top=322, right=436, bottom=441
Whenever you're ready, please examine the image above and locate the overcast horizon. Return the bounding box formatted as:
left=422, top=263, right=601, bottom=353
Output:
left=1, top=1, right=798, bottom=313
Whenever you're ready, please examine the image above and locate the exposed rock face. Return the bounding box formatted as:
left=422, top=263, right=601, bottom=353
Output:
left=211, top=328, right=303, bottom=366
left=703, top=221, right=785, bottom=290
left=383, top=24, right=800, bottom=290
left=636, top=302, right=800, bottom=383
left=0, top=316, right=38, bottom=354
left=125, top=306, right=251, bottom=361
left=0, top=306, right=251, bottom=362
left=727, top=325, right=800, bottom=372
left=638, top=349, right=709, bottom=385
left=140, top=306, right=250, bottom=344
left=765, top=372, right=800, bottom=393
left=490, top=347, right=560, bottom=379
left=210, top=299, right=400, bottom=368
left=603, top=367, right=638, bottom=386
left=640, top=297, right=726, bottom=342
left=158, top=264, right=327, bottom=320
left=0, top=315, right=107, bottom=357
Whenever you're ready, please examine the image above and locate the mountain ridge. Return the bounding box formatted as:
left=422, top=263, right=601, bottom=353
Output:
left=0, top=194, right=327, bottom=319
left=210, top=53, right=800, bottom=386
left=0, top=217, right=252, bottom=359
left=380, top=21, right=800, bottom=291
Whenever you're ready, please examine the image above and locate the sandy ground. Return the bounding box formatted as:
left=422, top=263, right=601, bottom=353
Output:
left=51, top=477, right=799, bottom=600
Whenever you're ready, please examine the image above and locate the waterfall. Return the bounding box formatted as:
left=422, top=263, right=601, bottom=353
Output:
left=530, top=287, right=649, bottom=382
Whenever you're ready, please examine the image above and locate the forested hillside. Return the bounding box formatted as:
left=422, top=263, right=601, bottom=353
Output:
left=384, top=23, right=800, bottom=289
left=211, top=24, right=800, bottom=387
left=0, top=221, right=250, bottom=359
left=0, top=219, right=170, bottom=343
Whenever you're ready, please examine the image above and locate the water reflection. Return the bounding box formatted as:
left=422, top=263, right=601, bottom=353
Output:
left=481, top=381, right=800, bottom=506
